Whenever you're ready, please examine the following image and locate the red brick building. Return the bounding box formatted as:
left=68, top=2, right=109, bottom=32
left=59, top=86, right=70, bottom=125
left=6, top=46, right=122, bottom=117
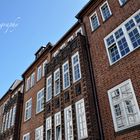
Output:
left=0, top=0, right=140, bottom=140
left=0, top=80, right=23, bottom=140
left=76, top=0, right=140, bottom=139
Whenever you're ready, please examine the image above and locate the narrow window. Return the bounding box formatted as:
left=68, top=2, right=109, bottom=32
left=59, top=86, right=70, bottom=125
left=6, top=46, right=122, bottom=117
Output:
left=100, top=1, right=112, bottom=21
left=67, top=36, right=74, bottom=42
left=89, top=11, right=100, bottom=31
left=64, top=106, right=73, bottom=140
left=46, top=116, right=52, bottom=140
left=55, top=112, right=61, bottom=140
left=75, top=99, right=88, bottom=139
left=75, top=27, right=83, bottom=36
left=11, top=106, right=16, bottom=126
left=26, top=77, right=31, bottom=91
left=62, top=61, right=70, bottom=90
left=23, top=133, right=30, bottom=140
left=36, top=88, right=44, bottom=114
left=119, top=0, right=127, bottom=6
left=43, top=60, right=48, bottom=76
left=8, top=108, right=12, bottom=128
left=72, top=52, right=81, bottom=83
left=54, top=69, right=60, bottom=96
left=108, top=79, right=140, bottom=132
left=37, top=65, right=42, bottom=81
left=31, top=72, right=35, bottom=87
left=46, top=75, right=52, bottom=102
left=35, top=125, right=43, bottom=140
left=24, top=99, right=32, bottom=121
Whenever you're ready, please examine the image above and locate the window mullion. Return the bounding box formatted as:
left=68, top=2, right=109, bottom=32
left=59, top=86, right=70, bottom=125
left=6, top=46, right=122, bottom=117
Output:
left=122, top=25, right=134, bottom=51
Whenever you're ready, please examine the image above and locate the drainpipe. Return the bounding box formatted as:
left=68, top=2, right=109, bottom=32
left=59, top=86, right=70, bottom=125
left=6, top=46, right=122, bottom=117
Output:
left=79, top=19, right=104, bottom=140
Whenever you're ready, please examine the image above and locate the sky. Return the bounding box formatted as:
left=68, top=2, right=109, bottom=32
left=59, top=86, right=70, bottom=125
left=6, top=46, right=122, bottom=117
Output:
left=0, top=0, right=89, bottom=98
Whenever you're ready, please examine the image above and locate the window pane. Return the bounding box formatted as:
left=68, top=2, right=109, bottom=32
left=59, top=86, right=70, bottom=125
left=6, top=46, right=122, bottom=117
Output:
left=101, top=3, right=111, bottom=20
left=109, top=44, right=120, bottom=63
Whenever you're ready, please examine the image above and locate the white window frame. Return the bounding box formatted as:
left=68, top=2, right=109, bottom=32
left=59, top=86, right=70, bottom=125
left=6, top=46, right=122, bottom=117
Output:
left=31, top=72, right=35, bottom=87
left=75, top=99, right=88, bottom=139
left=11, top=106, right=16, bottom=126
left=46, top=75, right=52, bottom=102
left=60, top=43, right=66, bottom=50
left=64, top=106, right=74, bottom=140
left=26, top=77, right=31, bottom=91
left=55, top=112, right=61, bottom=140
left=75, top=27, right=83, bottom=36
left=8, top=108, right=12, bottom=129
left=35, top=125, right=43, bottom=140
left=100, top=1, right=112, bottom=21
left=5, top=112, right=9, bottom=130
left=37, top=65, right=42, bottom=81
left=46, top=116, right=52, bottom=140
left=89, top=11, right=100, bottom=31
left=36, top=88, right=44, bottom=114
left=43, top=60, right=48, bottom=76
left=54, top=68, right=60, bottom=96
left=23, top=133, right=30, bottom=140
left=118, top=0, right=127, bottom=6
left=53, top=50, right=59, bottom=58
left=1, top=114, right=6, bottom=133
left=108, top=79, right=140, bottom=132
left=24, top=98, right=32, bottom=121
left=104, top=9, right=140, bottom=65
left=71, top=52, right=81, bottom=83
left=67, top=36, right=74, bottom=42
left=62, top=61, right=70, bottom=90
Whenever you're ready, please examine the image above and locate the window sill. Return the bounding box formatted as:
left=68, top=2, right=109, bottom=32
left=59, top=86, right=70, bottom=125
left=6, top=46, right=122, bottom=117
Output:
left=115, top=122, right=140, bottom=136
left=36, top=109, right=44, bottom=115
left=103, top=14, right=113, bottom=23
left=91, top=25, right=101, bottom=33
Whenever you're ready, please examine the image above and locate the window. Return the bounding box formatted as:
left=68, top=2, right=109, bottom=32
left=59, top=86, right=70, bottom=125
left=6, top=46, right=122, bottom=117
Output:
left=89, top=11, right=100, bottom=31
left=64, top=106, right=73, bottom=140
left=24, top=99, right=32, bottom=121
left=75, top=99, right=88, bottom=139
left=119, top=0, right=127, bottom=6
left=76, top=27, right=83, bottom=36
left=108, top=79, right=140, bottom=132
left=5, top=112, right=9, bottom=130
left=67, top=36, right=74, bottom=42
left=35, top=126, right=43, bottom=140
left=36, top=88, right=44, bottom=114
left=37, top=65, right=42, bottom=81
left=46, top=75, right=52, bottom=102
left=23, top=133, right=30, bottom=140
left=60, top=43, right=66, bottom=50
left=26, top=77, right=31, bottom=91
left=43, top=60, right=48, bottom=76
left=53, top=50, right=59, bottom=58
left=104, top=10, right=140, bottom=64
left=54, top=69, right=60, bottom=96
left=72, top=52, right=81, bottom=82
left=62, top=61, right=70, bottom=90
left=8, top=108, right=12, bottom=128
left=100, top=1, right=112, bottom=21
left=31, top=72, right=35, bottom=87
left=55, top=112, right=61, bottom=140
left=46, top=116, right=52, bottom=140
left=1, top=114, right=5, bottom=133
left=11, top=106, right=16, bottom=126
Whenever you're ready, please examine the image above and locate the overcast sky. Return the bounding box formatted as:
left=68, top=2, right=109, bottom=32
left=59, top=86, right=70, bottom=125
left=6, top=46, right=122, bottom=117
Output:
left=0, top=0, right=89, bottom=98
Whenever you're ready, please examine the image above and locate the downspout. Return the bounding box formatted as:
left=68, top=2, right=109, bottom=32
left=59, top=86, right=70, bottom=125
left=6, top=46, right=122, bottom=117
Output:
left=79, top=19, right=104, bottom=140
